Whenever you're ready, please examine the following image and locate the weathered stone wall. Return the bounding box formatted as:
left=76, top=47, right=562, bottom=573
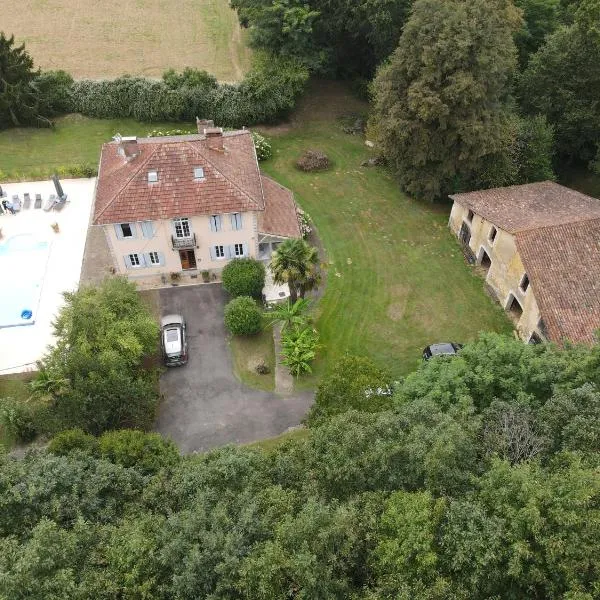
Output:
left=449, top=201, right=544, bottom=342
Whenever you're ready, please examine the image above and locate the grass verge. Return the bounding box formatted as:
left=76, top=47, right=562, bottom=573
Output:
left=229, top=324, right=276, bottom=392
left=246, top=427, right=309, bottom=452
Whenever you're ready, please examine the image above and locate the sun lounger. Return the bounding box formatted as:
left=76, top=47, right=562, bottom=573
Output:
left=53, top=198, right=67, bottom=212
left=23, top=193, right=31, bottom=210
left=34, top=194, right=42, bottom=209
left=43, top=194, right=57, bottom=212
left=11, top=195, right=21, bottom=212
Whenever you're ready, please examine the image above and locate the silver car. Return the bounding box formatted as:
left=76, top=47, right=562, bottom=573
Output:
left=160, top=314, right=188, bottom=367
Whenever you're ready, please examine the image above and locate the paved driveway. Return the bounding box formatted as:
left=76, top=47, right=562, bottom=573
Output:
left=155, top=284, right=313, bottom=453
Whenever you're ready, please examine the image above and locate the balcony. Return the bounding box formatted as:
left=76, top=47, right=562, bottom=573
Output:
left=171, top=233, right=196, bottom=250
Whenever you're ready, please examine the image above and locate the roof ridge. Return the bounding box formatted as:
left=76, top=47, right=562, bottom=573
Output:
left=183, top=140, right=263, bottom=211
left=94, top=144, right=159, bottom=222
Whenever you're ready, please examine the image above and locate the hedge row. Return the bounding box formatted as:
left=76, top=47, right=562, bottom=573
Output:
left=0, top=163, right=97, bottom=183
left=65, top=53, right=309, bottom=126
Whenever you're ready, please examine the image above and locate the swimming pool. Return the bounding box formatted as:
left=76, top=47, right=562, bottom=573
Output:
left=0, top=234, right=51, bottom=328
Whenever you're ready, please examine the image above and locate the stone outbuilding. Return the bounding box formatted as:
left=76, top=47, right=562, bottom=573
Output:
left=449, top=181, right=600, bottom=344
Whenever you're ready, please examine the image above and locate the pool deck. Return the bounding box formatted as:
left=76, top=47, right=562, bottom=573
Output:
left=0, top=178, right=95, bottom=374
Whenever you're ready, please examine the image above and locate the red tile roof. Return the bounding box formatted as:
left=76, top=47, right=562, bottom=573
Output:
left=516, top=219, right=600, bottom=344
left=258, top=176, right=301, bottom=239
left=450, top=181, right=600, bottom=233
left=93, top=131, right=265, bottom=225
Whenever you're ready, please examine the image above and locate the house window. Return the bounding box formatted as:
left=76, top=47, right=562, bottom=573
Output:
left=489, top=226, right=497, bottom=243
left=459, top=222, right=471, bottom=245
left=173, top=217, right=191, bottom=238
left=214, top=245, right=225, bottom=259
left=520, top=273, right=530, bottom=293
left=528, top=332, right=543, bottom=344
left=194, top=167, right=205, bottom=180
left=120, top=223, right=133, bottom=238
left=231, top=213, right=242, bottom=230
left=467, top=209, right=474, bottom=222
left=148, top=251, right=160, bottom=265
left=147, top=170, right=158, bottom=183
left=129, top=253, right=141, bottom=267
left=234, top=243, right=244, bottom=257
left=210, top=215, right=222, bottom=232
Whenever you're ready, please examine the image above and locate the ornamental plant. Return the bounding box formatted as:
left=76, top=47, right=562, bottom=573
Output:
left=281, top=325, right=320, bottom=376
left=224, top=296, right=263, bottom=336
left=251, top=131, right=272, bottom=161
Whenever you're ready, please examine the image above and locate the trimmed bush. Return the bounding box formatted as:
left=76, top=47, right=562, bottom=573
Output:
left=98, top=430, right=180, bottom=475
left=222, top=258, right=266, bottom=298
left=48, top=428, right=99, bottom=456
left=296, top=149, right=331, bottom=171
left=224, top=296, right=262, bottom=336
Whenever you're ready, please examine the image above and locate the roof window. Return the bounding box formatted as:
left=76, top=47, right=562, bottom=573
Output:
left=147, top=170, right=158, bottom=183
left=194, top=167, right=205, bottom=180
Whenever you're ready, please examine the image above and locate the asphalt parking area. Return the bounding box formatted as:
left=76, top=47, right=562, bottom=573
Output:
left=155, top=284, right=313, bottom=453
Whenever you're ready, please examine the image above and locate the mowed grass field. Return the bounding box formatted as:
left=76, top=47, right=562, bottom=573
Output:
left=5, top=0, right=251, bottom=81
left=258, top=84, right=513, bottom=378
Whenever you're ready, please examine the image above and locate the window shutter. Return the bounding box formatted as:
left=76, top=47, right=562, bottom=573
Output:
left=141, top=221, right=155, bottom=238
left=227, top=245, right=236, bottom=259
left=217, top=215, right=222, bottom=231
left=124, top=255, right=132, bottom=269
left=143, top=252, right=152, bottom=266
left=209, top=246, right=216, bottom=260
left=209, top=216, right=216, bottom=232
left=243, top=242, right=249, bottom=257
left=238, top=213, right=243, bottom=230
left=138, top=253, right=147, bottom=267
left=157, top=252, right=165, bottom=266
left=130, top=223, right=138, bottom=239
left=115, top=224, right=124, bottom=240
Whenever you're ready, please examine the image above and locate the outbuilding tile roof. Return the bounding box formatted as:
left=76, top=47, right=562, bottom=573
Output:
left=516, top=219, right=600, bottom=344
left=450, top=181, right=600, bottom=233
left=93, top=131, right=264, bottom=225
left=258, top=176, right=301, bottom=239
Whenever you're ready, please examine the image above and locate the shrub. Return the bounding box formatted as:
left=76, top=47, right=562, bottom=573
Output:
left=222, top=258, right=266, bottom=298
left=307, top=356, right=394, bottom=424
left=98, top=430, right=180, bottom=475
left=48, top=428, right=99, bottom=456
left=37, top=70, right=74, bottom=115
left=296, top=149, right=331, bottom=172
left=297, top=208, right=312, bottom=238
left=281, top=326, right=320, bottom=376
left=0, top=396, right=41, bottom=443
left=252, top=131, right=272, bottom=161
left=224, top=296, right=263, bottom=336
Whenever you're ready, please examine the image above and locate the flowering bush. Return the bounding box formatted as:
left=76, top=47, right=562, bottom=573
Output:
left=297, top=207, right=313, bottom=238
left=251, top=131, right=272, bottom=161
left=147, top=128, right=195, bottom=137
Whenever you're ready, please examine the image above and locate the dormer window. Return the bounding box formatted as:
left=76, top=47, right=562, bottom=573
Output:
left=147, top=170, right=158, bottom=183
left=489, top=226, right=497, bottom=243
left=194, top=167, right=205, bottom=180
left=520, top=273, right=530, bottom=293
left=467, top=209, right=474, bottom=222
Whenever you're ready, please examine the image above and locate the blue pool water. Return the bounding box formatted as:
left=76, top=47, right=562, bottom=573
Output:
left=0, top=234, right=51, bottom=328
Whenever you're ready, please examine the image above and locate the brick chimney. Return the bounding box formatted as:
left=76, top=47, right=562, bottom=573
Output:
left=120, top=136, right=140, bottom=160
left=205, top=127, right=224, bottom=151
left=196, top=117, right=214, bottom=133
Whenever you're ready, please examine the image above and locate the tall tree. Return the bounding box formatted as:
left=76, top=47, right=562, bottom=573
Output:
left=519, top=0, right=600, bottom=166
left=269, top=238, right=320, bottom=303
left=513, top=0, right=561, bottom=66
left=0, top=32, right=49, bottom=128
left=369, top=0, right=522, bottom=201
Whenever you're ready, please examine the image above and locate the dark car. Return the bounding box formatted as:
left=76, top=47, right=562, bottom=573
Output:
left=161, top=314, right=188, bottom=367
left=422, top=342, right=463, bottom=360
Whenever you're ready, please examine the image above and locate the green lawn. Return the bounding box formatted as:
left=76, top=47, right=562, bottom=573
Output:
left=260, top=121, right=513, bottom=378
left=0, top=115, right=192, bottom=182
left=229, top=324, right=276, bottom=392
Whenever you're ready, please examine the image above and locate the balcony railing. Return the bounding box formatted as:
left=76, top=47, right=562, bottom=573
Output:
left=171, top=233, right=196, bottom=250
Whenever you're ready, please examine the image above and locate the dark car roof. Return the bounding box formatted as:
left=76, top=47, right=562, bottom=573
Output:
left=428, top=343, right=457, bottom=355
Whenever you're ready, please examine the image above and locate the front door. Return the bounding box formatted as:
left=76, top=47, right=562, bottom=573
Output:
left=179, top=250, right=197, bottom=270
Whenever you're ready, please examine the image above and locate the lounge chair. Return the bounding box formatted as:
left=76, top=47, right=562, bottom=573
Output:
left=34, top=194, right=42, bottom=209
left=11, top=195, right=21, bottom=212
left=53, top=197, right=67, bottom=212
left=43, top=194, right=57, bottom=212
left=23, top=193, right=31, bottom=209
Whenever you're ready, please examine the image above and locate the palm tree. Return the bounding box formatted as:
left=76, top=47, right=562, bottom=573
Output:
left=264, top=298, right=311, bottom=332
left=269, top=239, right=321, bottom=303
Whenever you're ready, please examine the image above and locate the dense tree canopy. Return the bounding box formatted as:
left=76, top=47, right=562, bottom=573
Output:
left=520, top=0, right=600, bottom=165
left=2, top=333, right=600, bottom=598
left=369, top=0, right=524, bottom=200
